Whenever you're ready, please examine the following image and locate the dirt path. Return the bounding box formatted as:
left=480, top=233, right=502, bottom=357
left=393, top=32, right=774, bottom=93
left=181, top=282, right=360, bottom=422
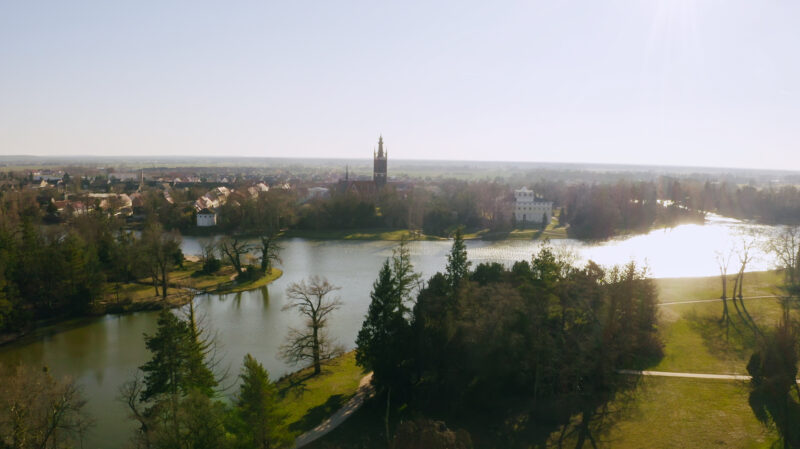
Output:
left=294, top=372, right=375, bottom=448
left=659, top=295, right=780, bottom=306
left=619, top=369, right=800, bottom=383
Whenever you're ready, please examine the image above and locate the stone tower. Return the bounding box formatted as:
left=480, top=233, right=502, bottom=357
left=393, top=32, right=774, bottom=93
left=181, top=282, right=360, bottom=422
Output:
left=373, top=135, right=387, bottom=189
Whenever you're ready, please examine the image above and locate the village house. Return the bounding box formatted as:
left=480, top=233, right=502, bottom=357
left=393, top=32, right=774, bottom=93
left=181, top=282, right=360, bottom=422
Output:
left=196, top=208, right=217, bottom=227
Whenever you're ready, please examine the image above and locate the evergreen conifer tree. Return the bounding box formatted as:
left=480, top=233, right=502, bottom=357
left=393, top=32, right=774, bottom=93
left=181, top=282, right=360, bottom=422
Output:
left=234, top=354, right=292, bottom=449
left=445, top=228, right=470, bottom=290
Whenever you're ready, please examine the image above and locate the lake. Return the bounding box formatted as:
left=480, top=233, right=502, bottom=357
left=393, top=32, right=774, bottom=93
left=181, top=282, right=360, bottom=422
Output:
left=0, top=215, right=781, bottom=448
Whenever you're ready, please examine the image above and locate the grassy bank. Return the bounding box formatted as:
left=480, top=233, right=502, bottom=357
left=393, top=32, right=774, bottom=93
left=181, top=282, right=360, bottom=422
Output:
left=280, top=222, right=569, bottom=242
left=275, top=351, right=366, bottom=435
left=280, top=228, right=444, bottom=241
left=97, top=261, right=283, bottom=315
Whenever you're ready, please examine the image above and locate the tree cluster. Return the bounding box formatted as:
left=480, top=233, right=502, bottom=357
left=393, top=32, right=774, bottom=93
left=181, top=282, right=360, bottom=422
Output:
left=560, top=181, right=705, bottom=239
left=0, top=209, right=183, bottom=333
left=357, top=235, right=663, bottom=446
left=122, top=308, right=293, bottom=449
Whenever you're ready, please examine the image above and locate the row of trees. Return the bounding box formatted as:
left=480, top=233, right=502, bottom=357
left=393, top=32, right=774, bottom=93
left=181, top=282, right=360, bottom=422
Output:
left=666, top=180, right=800, bottom=224
left=559, top=182, right=706, bottom=239
left=355, top=233, right=663, bottom=446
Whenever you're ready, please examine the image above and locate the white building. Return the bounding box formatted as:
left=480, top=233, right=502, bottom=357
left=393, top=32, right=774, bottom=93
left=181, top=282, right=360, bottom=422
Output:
left=306, top=187, right=330, bottom=201
left=197, top=208, right=217, bottom=227
left=514, top=187, right=552, bottom=225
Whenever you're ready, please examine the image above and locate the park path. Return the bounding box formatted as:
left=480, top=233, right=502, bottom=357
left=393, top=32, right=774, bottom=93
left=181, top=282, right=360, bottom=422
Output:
left=618, top=369, right=800, bottom=383
left=294, top=372, right=375, bottom=449
left=659, top=295, right=780, bottom=306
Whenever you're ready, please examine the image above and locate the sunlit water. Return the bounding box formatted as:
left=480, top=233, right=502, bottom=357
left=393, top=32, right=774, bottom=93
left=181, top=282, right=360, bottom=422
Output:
left=0, top=215, right=781, bottom=448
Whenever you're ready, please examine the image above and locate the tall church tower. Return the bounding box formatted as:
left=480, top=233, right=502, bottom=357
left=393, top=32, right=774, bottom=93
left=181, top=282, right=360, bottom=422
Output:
left=373, top=135, right=387, bottom=189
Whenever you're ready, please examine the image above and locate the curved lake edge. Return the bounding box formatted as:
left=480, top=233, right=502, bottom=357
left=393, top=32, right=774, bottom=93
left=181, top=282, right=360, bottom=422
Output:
left=0, top=267, right=284, bottom=347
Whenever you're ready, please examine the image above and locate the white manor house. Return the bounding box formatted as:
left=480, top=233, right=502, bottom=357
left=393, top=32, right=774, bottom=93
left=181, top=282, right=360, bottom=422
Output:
left=514, top=187, right=553, bottom=226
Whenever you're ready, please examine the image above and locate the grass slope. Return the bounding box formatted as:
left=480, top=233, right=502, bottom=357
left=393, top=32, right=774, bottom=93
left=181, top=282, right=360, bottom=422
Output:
left=276, top=351, right=366, bottom=435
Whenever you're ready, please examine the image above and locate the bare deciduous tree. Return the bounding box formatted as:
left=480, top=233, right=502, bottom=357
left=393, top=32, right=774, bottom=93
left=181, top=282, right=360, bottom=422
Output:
left=767, top=225, right=800, bottom=301
left=732, top=236, right=760, bottom=333
left=0, top=365, right=92, bottom=449
left=258, top=233, right=282, bottom=275
left=217, top=236, right=251, bottom=276
left=715, top=249, right=734, bottom=338
left=280, top=276, right=344, bottom=375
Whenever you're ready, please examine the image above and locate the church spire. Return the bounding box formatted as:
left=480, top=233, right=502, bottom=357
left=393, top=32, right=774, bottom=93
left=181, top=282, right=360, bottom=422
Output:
left=377, top=135, right=384, bottom=158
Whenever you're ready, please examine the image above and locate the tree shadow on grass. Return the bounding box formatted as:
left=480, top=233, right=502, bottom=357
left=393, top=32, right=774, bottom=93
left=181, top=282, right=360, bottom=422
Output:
left=685, top=309, right=759, bottom=365
left=289, top=393, right=352, bottom=434
left=277, top=359, right=344, bottom=400
left=277, top=371, right=316, bottom=400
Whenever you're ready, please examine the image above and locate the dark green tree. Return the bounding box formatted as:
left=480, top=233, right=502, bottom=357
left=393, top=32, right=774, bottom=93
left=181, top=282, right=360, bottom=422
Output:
left=140, top=310, right=217, bottom=402
left=233, top=354, right=292, bottom=449
left=747, top=313, right=800, bottom=448
left=356, top=240, right=421, bottom=389
left=445, top=228, right=470, bottom=290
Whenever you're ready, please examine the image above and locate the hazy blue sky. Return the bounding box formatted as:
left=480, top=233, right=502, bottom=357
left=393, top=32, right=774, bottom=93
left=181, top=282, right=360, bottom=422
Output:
left=1, top=1, right=798, bottom=169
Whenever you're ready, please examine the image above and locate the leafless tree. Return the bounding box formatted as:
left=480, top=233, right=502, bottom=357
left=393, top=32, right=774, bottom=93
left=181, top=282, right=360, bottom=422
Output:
left=732, top=236, right=760, bottom=333
left=766, top=225, right=800, bottom=303
left=0, top=365, right=92, bottom=449
left=258, top=232, right=282, bottom=274
left=280, top=276, right=344, bottom=375
left=715, top=249, right=735, bottom=337
left=217, top=236, right=251, bottom=276
left=140, top=222, right=182, bottom=299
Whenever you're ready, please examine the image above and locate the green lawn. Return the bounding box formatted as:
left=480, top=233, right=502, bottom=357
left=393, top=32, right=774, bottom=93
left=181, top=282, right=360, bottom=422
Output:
left=651, top=270, right=793, bottom=374
left=653, top=270, right=784, bottom=304
left=571, top=377, right=775, bottom=449
left=276, top=351, right=366, bottom=435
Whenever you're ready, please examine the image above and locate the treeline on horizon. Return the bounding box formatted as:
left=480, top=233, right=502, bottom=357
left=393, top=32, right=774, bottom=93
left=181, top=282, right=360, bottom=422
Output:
left=4, top=169, right=800, bottom=240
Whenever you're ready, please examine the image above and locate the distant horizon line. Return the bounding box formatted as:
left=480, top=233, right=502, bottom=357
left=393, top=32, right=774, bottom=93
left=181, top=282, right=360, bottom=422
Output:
left=1, top=154, right=799, bottom=175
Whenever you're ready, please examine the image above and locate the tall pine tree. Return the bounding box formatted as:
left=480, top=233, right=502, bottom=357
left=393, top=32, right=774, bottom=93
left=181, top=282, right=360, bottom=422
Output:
left=234, top=354, right=292, bottom=449
left=356, top=240, right=420, bottom=389
left=445, top=228, right=470, bottom=291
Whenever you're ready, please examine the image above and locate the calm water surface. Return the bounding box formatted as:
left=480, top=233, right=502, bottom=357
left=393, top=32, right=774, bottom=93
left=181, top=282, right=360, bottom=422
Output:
left=0, top=215, right=780, bottom=448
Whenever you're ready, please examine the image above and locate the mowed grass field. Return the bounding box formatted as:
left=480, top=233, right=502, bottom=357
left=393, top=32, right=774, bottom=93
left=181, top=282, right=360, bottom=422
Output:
left=590, top=270, right=791, bottom=448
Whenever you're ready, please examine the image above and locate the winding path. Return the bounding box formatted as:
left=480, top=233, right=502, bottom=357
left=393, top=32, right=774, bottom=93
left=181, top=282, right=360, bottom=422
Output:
left=294, top=372, right=375, bottom=449
left=618, top=369, right=800, bottom=383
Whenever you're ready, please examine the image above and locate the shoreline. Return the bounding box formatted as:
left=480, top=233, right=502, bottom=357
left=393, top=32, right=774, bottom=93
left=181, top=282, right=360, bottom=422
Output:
left=0, top=267, right=283, bottom=347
